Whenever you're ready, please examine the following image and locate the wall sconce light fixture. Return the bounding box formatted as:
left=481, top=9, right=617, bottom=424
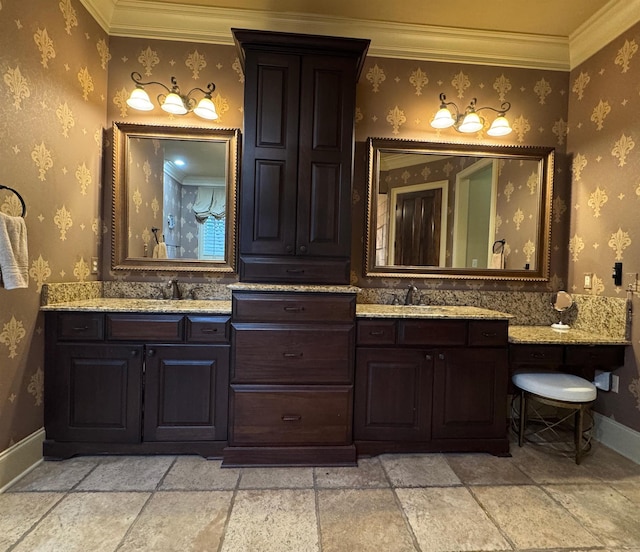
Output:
left=126, top=71, right=219, bottom=121
left=430, top=93, right=512, bottom=136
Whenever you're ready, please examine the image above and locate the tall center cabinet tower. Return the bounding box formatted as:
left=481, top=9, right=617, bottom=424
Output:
left=227, top=30, right=369, bottom=466
left=233, top=29, right=369, bottom=284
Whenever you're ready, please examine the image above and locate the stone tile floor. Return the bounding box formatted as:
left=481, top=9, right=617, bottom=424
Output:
left=2, top=440, right=640, bottom=552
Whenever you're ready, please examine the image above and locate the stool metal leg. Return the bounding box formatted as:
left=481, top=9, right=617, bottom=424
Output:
left=518, top=390, right=526, bottom=447
left=575, top=405, right=585, bottom=465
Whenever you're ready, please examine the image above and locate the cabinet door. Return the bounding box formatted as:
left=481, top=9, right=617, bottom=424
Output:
left=296, top=55, right=356, bottom=258
left=144, top=345, right=229, bottom=441
left=354, top=348, right=433, bottom=441
left=240, top=50, right=300, bottom=256
left=432, top=348, right=508, bottom=439
left=47, top=344, right=143, bottom=443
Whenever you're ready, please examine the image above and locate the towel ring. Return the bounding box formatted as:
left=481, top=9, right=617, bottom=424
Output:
left=493, top=239, right=505, bottom=254
left=0, top=185, right=26, bottom=217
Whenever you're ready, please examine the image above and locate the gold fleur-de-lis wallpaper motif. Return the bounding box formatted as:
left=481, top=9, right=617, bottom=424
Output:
left=614, top=39, right=637, bottom=73
left=608, top=228, right=631, bottom=260
left=571, top=153, right=587, bottom=180
left=59, top=0, right=78, bottom=35
left=611, top=134, right=635, bottom=166
left=56, top=102, right=75, bottom=137
left=366, top=64, right=385, bottom=92
left=186, top=50, right=207, bottom=79
left=27, top=367, right=44, bottom=406
left=587, top=187, right=608, bottom=217
left=29, top=255, right=52, bottom=292
left=4, top=66, right=30, bottom=109
left=590, top=100, right=610, bottom=130
left=572, top=71, right=590, bottom=100
left=534, top=78, right=551, bottom=105
left=451, top=70, right=470, bottom=98
left=34, top=28, right=55, bottom=68
left=138, top=46, right=160, bottom=76
left=493, top=74, right=511, bottom=101
left=0, top=316, right=26, bottom=359
left=569, top=234, right=585, bottom=262
left=409, top=68, right=428, bottom=96
left=54, top=205, right=73, bottom=240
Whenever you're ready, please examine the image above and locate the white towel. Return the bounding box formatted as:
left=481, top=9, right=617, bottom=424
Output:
left=0, top=212, right=29, bottom=289
left=489, top=252, right=504, bottom=269
left=152, top=242, right=168, bottom=259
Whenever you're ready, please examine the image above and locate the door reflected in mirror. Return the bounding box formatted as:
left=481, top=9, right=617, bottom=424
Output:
left=366, top=138, right=554, bottom=282
left=112, top=123, right=240, bottom=273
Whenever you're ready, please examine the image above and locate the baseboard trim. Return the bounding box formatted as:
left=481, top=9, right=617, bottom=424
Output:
left=0, top=429, right=45, bottom=493
left=593, top=413, right=640, bottom=465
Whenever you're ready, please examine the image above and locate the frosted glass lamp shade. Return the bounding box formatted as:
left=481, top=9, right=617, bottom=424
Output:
left=430, top=107, right=455, bottom=129
left=161, top=93, right=188, bottom=115
left=487, top=115, right=513, bottom=136
left=193, top=97, right=219, bottom=120
left=458, top=111, right=483, bottom=133
left=126, top=88, right=154, bottom=111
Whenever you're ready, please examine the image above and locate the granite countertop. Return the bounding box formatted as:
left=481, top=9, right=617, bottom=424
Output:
left=509, top=325, right=629, bottom=345
left=40, top=298, right=232, bottom=314
left=228, top=283, right=361, bottom=293
left=356, top=304, right=513, bottom=320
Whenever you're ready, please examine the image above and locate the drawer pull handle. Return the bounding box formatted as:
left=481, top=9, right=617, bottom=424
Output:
left=72, top=326, right=89, bottom=332
left=530, top=352, right=546, bottom=359
left=200, top=328, right=218, bottom=333
left=283, top=352, right=303, bottom=358
left=286, top=269, right=305, bottom=274
left=482, top=332, right=497, bottom=338
left=281, top=415, right=302, bottom=422
left=369, top=330, right=385, bottom=336
left=283, top=306, right=305, bottom=312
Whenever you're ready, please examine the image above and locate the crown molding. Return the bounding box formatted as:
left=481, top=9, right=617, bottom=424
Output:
left=80, top=0, right=636, bottom=71
left=570, top=0, right=640, bottom=69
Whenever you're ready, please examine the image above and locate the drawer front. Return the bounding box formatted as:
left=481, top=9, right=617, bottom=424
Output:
left=106, top=314, right=184, bottom=342
left=230, top=385, right=352, bottom=445
left=186, top=316, right=229, bottom=343
left=510, top=344, right=564, bottom=364
left=565, top=345, right=625, bottom=367
left=399, top=320, right=467, bottom=346
left=239, top=256, right=350, bottom=285
left=356, top=320, right=397, bottom=345
left=233, top=292, right=355, bottom=322
left=57, top=313, right=104, bottom=341
left=232, top=324, right=354, bottom=383
left=468, top=321, right=508, bottom=347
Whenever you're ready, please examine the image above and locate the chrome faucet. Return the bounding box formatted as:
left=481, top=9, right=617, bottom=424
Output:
left=404, top=284, right=418, bottom=305
left=167, top=279, right=181, bottom=300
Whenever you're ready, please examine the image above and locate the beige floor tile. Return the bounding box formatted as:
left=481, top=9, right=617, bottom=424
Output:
left=8, top=457, right=100, bottom=492
left=315, top=457, right=389, bottom=488
left=318, top=488, right=417, bottom=552
left=577, top=443, right=640, bottom=483
left=510, top=441, right=602, bottom=484
left=396, top=486, right=509, bottom=551
left=160, top=457, right=240, bottom=490
left=12, top=492, right=149, bottom=552
left=380, top=454, right=461, bottom=487
left=220, top=489, right=318, bottom=552
left=545, top=483, right=640, bottom=548
left=0, top=492, right=63, bottom=550
left=118, top=491, right=232, bottom=552
left=76, top=455, right=175, bottom=491
left=472, top=485, right=601, bottom=549
left=238, top=466, right=314, bottom=489
left=611, top=482, right=640, bottom=504
left=445, top=453, right=534, bottom=485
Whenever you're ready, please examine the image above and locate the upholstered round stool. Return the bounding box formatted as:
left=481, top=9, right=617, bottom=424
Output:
left=512, top=372, right=597, bottom=464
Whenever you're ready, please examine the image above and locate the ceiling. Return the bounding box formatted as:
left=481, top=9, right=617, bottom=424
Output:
left=81, top=0, right=640, bottom=70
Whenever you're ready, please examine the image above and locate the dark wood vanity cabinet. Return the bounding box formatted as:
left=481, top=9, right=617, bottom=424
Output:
left=224, top=291, right=357, bottom=465
left=44, top=312, right=230, bottom=458
left=354, top=318, right=510, bottom=455
left=233, top=29, right=369, bottom=285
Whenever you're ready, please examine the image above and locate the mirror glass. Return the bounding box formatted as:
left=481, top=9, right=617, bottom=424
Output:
left=551, top=290, right=573, bottom=330
left=112, top=122, right=240, bottom=273
left=366, top=138, right=554, bottom=281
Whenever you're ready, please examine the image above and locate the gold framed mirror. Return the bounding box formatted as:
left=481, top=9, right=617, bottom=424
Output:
left=365, top=138, right=554, bottom=281
left=112, top=122, right=240, bottom=273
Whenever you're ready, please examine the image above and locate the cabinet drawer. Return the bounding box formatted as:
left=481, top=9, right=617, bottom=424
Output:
left=57, top=313, right=104, bottom=341
left=106, top=314, right=184, bottom=342
left=468, top=321, right=508, bottom=347
left=565, top=345, right=625, bottom=367
left=233, top=292, right=355, bottom=322
left=232, top=324, right=354, bottom=383
left=357, top=320, right=397, bottom=345
left=230, top=385, right=352, bottom=445
left=399, top=320, right=467, bottom=346
left=239, top=256, right=350, bottom=285
left=186, top=316, right=229, bottom=343
left=510, top=344, right=563, bottom=364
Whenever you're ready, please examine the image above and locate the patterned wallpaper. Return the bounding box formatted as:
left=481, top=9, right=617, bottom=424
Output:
left=0, top=1, right=107, bottom=453
left=1, top=0, right=637, bottom=455
left=567, top=21, right=640, bottom=430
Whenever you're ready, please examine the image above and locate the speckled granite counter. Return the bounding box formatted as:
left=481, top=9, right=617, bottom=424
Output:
left=40, top=298, right=232, bottom=314
left=229, top=283, right=361, bottom=294
left=509, top=325, right=629, bottom=345
left=356, top=304, right=512, bottom=320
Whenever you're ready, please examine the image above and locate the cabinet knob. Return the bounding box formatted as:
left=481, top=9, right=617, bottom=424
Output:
left=285, top=245, right=293, bottom=253
left=130, top=350, right=138, bottom=356
left=438, top=353, right=445, bottom=360
left=425, top=354, right=432, bottom=361
left=299, top=245, right=307, bottom=253
left=147, top=349, right=155, bottom=357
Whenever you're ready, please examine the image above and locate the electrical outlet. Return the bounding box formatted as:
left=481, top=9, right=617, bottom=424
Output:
left=584, top=273, right=593, bottom=290
left=611, top=374, right=620, bottom=393
left=90, top=257, right=99, bottom=274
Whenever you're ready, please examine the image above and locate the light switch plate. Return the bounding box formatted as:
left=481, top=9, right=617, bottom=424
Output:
left=91, top=257, right=99, bottom=274
left=583, top=273, right=593, bottom=289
